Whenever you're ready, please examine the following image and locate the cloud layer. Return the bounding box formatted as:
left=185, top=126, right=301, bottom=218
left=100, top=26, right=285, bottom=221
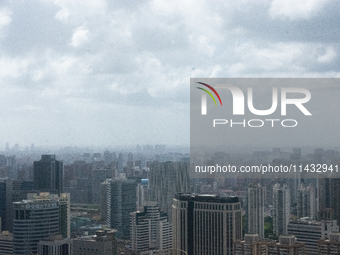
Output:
left=0, top=0, right=339, bottom=147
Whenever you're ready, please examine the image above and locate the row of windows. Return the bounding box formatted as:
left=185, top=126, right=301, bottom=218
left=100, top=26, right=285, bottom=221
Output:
left=194, top=203, right=241, bottom=211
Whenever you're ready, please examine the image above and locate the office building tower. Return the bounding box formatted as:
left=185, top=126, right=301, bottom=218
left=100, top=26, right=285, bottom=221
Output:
left=273, top=183, right=290, bottom=236
left=267, top=235, right=305, bottom=255
left=101, top=180, right=109, bottom=221
left=37, top=235, right=72, bottom=255
left=0, top=231, right=13, bottom=255
left=247, top=183, right=266, bottom=238
left=107, top=177, right=138, bottom=239
left=172, top=193, right=242, bottom=255
left=0, top=178, right=13, bottom=232
left=58, top=193, right=71, bottom=238
left=130, top=203, right=172, bottom=253
left=288, top=218, right=339, bottom=254
left=13, top=192, right=70, bottom=255
left=297, top=183, right=316, bottom=219
left=34, top=155, right=63, bottom=195
left=13, top=193, right=60, bottom=255
left=149, top=161, right=190, bottom=222
left=317, top=232, right=340, bottom=254
left=234, top=234, right=267, bottom=255
left=73, top=229, right=117, bottom=255
left=137, top=179, right=151, bottom=210
left=330, top=179, right=340, bottom=224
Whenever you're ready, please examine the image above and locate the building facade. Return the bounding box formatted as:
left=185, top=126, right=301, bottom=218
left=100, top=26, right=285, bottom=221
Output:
left=37, top=235, right=72, bottom=255
left=73, top=229, right=117, bottom=255
left=273, top=183, right=290, bottom=236
left=287, top=218, right=339, bottom=254
left=247, top=183, right=266, bottom=238
left=106, top=177, right=138, bottom=239
left=130, top=203, right=172, bottom=253
left=34, top=155, right=63, bottom=195
left=267, top=235, right=305, bottom=255
left=297, top=183, right=316, bottom=219
left=234, top=234, right=267, bottom=255
left=172, top=193, right=242, bottom=255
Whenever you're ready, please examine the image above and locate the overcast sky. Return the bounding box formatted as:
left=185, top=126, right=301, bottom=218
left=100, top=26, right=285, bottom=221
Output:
left=0, top=0, right=339, bottom=148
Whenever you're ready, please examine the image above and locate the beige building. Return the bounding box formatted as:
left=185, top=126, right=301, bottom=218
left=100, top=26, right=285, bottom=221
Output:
left=234, top=234, right=267, bottom=255
left=267, top=235, right=305, bottom=255
left=317, top=232, right=340, bottom=255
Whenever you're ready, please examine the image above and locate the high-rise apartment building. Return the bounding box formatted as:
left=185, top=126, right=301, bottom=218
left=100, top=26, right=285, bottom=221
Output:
left=317, top=232, right=340, bottom=254
left=247, top=183, right=266, bottom=238
left=0, top=231, right=13, bottom=255
left=288, top=218, right=339, bottom=254
left=273, top=183, right=290, bottom=236
left=267, top=235, right=305, bottom=255
left=149, top=161, right=190, bottom=221
left=130, top=203, right=172, bottom=253
left=234, top=234, right=267, bottom=255
left=172, top=193, right=242, bottom=255
left=297, top=183, right=316, bottom=219
left=34, top=155, right=63, bottom=195
left=106, top=177, right=138, bottom=239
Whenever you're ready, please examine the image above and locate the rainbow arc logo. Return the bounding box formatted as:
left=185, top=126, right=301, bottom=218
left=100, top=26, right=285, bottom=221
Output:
left=196, top=82, right=222, bottom=106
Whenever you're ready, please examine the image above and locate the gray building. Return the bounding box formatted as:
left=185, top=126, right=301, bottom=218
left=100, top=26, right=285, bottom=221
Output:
left=34, top=155, right=63, bottom=195
left=273, top=183, right=290, bottom=236
left=73, top=229, right=117, bottom=255
left=149, top=161, right=190, bottom=222
left=37, top=235, right=72, bottom=255
left=13, top=192, right=70, bottom=255
left=0, top=178, right=13, bottom=232
left=130, top=203, right=172, bottom=253
left=247, top=183, right=266, bottom=238
left=172, top=193, right=242, bottom=255
left=297, top=183, right=316, bottom=219
left=0, top=231, right=13, bottom=255
left=288, top=218, right=339, bottom=254
left=106, top=177, right=138, bottom=239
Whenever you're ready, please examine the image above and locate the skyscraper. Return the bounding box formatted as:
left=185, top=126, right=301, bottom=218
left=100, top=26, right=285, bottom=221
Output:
left=34, top=155, right=63, bottom=195
left=273, top=183, right=290, bottom=236
left=12, top=192, right=70, bottom=255
left=13, top=194, right=60, bottom=255
left=247, top=183, right=266, bottom=238
left=297, top=183, right=316, bottom=219
left=172, top=193, right=242, bottom=255
left=149, top=161, right=190, bottom=222
left=0, top=178, right=13, bottom=232
left=106, top=177, right=138, bottom=239
left=130, top=203, right=172, bottom=253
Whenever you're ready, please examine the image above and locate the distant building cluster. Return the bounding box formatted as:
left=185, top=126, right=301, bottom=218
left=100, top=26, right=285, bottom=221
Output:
left=1, top=145, right=340, bottom=254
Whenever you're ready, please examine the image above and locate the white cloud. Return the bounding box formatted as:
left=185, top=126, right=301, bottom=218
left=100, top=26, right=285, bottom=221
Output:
left=0, top=8, right=12, bottom=28
left=269, top=0, right=328, bottom=20
left=71, top=26, right=89, bottom=47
